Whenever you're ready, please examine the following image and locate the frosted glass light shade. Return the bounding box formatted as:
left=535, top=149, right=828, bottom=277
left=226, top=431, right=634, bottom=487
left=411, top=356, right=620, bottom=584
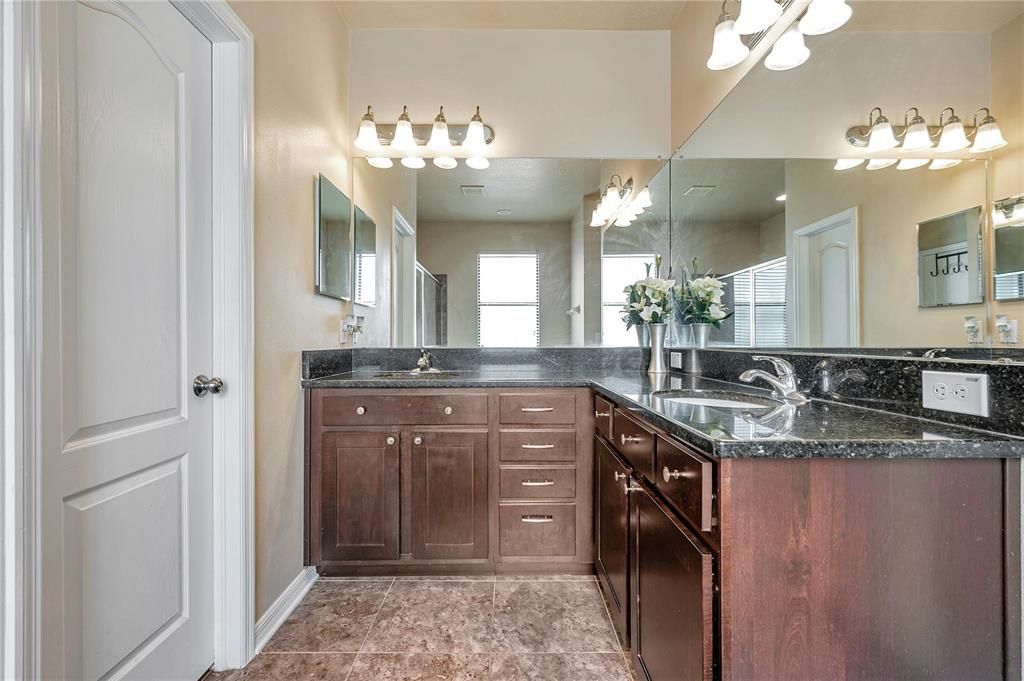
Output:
left=929, top=158, right=962, bottom=170
left=799, top=0, right=852, bottom=35
left=735, top=0, right=782, bottom=35
left=834, top=158, right=865, bottom=171
left=764, top=25, right=810, bottom=71
left=354, top=117, right=382, bottom=152
left=427, top=114, right=452, bottom=153
left=466, top=155, right=490, bottom=170
left=590, top=210, right=605, bottom=227
left=896, top=158, right=929, bottom=170
left=634, top=187, right=653, bottom=209
left=970, top=120, right=1008, bottom=153
left=392, top=116, right=417, bottom=153
left=707, top=18, right=750, bottom=70
left=866, top=119, right=899, bottom=152
left=865, top=158, right=896, bottom=170
left=614, top=213, right=634, bottom=227
left=603, top=186, right=623, bottom=212
left=901, top=121, right=933, bottom=151
left=936, top=120, right=969, bottom=152
left=400, top=155, right=425, bottom=169
left=433, top=156, right=457, bottom=170
left=367, top=156, right=393, bottom=169
left=463, top=108, right=488, bottom=156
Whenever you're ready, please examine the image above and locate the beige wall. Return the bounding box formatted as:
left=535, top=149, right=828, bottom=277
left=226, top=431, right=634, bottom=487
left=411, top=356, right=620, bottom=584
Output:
left=228, top=1, right=349, bottom=618
left=785, top=159, right=988, bottom=347
left=760, top=211, right=786, bottom=262
left=671, top=219, right=763, bottom=277
left=417, top=221, right=573, bottom=346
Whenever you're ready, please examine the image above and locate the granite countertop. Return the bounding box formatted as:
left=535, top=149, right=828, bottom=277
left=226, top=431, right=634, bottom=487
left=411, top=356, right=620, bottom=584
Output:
left=302, top=368, right=1024, bottom=459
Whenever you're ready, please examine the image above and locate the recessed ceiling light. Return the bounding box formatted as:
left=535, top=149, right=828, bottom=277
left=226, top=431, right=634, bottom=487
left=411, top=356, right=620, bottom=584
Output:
left=776, top=194, right=787, bottom=202
left=682, top=185, right=716, bottom=197
left=496, top=209, right=512, bottom=216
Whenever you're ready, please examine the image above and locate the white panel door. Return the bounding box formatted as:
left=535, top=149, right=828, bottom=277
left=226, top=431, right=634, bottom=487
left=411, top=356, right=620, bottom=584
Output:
left=792, top=208, right=860, bottom=346
left=39, top=2, right=215, bottom=680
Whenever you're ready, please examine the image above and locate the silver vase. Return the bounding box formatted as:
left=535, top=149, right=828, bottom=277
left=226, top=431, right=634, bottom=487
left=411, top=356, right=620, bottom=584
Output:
left=635, top=325, right=650, bottom=347
left=690, top=323, right=712, bottom=349
left=647, top=322, right=668, bottom=374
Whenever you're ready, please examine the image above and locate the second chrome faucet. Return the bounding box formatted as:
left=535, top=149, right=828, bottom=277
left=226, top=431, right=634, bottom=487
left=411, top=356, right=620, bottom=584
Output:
left=739, top=355, right=810, bottom=404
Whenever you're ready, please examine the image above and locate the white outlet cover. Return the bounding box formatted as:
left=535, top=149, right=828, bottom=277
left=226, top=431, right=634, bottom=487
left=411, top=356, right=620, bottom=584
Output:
left=670, top=351, right=683, bottom=369
left=922, top=370, right=990, bottom=417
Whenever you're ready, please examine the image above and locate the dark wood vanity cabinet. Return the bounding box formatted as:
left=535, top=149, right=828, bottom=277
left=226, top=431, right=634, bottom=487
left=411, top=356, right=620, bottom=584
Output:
left=595, top=435, right=632, bottom=645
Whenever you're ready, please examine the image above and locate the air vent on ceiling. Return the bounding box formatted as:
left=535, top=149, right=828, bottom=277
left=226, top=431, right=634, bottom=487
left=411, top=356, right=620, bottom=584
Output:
left=460, top=184, right=485, bottom=196
left=682, top=185, right=716, bottom=197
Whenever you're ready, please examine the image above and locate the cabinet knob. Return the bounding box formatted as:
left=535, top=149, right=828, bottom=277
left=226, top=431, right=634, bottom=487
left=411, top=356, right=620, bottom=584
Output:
left=413, top=435, right=423, bottom=445
left=620, top=433, right=642, bottom=446
left=663, top=466, right=694, bottom=482
left=595, top=410, right=610, bottom=419
left=444, top=406, right=453, bottom=415
left=355, top=406, right=366, bottom=415
left=624, top=482, right=644, bottom=496
left=386, top=436, right=396, bottom=446
left=613, top=471, right=627, bottom=482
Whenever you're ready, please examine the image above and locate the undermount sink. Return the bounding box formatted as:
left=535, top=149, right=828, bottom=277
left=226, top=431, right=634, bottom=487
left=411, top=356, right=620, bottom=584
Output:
left=652, top=389, right=780, bottom=410
left=373, top=370, right=461, bottom=379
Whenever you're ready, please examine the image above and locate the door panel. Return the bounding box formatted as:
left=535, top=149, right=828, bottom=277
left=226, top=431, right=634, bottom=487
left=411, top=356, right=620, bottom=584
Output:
left=595, top=437, right=631, bottom=645
left=411, top=430, right=489, bottom=559
left=321, top=431, right=401, bottom=561
left=632, top=487, right=714, bottom=681
left=40, top=2, right=214, bottom=679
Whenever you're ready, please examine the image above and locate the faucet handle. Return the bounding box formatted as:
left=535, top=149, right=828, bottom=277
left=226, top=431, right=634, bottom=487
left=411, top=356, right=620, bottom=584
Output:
left=751, top=355, right=795, bottom=377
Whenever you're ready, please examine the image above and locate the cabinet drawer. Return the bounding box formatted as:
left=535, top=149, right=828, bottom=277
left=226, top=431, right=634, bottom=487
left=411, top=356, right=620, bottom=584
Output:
left=499, top=466, right=576, bottom=499
left=321, top=393, right=487, bottom=426
left=655, top=436, right=714, bottom=533
left=499, top=393, right=576, bottom=424
left=612, top=408, right=655, bottom=479
left=594, top=395, right=614, bottom=441
left=499, top=429, right=576, bottom=462
left=499, top=503, right=576, bottom=557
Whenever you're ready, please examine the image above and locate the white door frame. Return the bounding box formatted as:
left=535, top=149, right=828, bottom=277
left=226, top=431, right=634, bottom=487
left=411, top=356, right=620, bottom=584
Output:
left=1, top=1, right=256, bottom=677
left=788, top=206, right=860, bottom=346
left=391, top=207, right=415, bottom=346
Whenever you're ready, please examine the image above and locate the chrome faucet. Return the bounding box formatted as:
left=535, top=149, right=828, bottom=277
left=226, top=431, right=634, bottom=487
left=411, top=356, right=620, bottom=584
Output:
left=922, top=348, right=948, bottom=359
left=739, top=355, right=809, bottom=404
left=414, top=349, right=436, bottom=373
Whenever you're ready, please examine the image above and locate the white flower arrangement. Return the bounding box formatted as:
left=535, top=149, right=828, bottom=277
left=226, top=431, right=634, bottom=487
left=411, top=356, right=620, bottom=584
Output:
left=621, top=256, right=675, bottom=328
left=676, top=258, right=733, bottom=327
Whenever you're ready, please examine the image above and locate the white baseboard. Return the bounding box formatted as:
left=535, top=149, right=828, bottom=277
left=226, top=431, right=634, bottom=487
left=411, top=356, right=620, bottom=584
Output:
left=254, top=566, right=318, bottom=653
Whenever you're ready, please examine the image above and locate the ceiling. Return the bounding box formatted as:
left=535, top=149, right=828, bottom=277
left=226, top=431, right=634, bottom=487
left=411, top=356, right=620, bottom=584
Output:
left=335, top=1, right=687, bottom=30
left=416, top=158, right=602, bottom=223
left=671, top=159, right=785, bottom=224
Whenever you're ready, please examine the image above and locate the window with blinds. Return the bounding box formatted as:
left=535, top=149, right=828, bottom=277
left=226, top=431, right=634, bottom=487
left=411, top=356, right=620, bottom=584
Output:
left=477, top=253, right=540, bottom=347
left=720, top=257, right=788, bottom=347
left=601, top=254, right=657, bottom=346
left=995, top=271, right=1024, bottom=300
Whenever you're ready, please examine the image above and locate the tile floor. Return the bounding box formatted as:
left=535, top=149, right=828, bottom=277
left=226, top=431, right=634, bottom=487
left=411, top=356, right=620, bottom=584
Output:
left=206, top=576, right=634, bottom=681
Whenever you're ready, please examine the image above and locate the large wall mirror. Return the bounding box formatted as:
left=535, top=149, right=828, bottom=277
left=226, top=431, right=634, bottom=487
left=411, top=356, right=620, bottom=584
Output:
left=315, top=174, right=352, bottom=300
left=994, top=194, right=1024, bottom=301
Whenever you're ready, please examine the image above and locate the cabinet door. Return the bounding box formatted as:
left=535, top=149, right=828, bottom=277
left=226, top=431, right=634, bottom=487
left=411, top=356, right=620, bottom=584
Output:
left=321, top=430, right=400, bottom=561
left=631, top=486, right=714, bottom=681
left=595, top=436, right=631, bottom=645
left=411, top=430, right=489, bottom=559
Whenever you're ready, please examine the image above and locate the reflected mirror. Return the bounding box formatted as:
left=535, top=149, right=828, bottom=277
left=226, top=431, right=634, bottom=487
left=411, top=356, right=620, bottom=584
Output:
left=994, top=194, right=1024, bottom=301
left=315, top=174, right=352, bottom=300
left=917, top=206, right=983, bottom=308
left=354, top=205, right=376, bottom=307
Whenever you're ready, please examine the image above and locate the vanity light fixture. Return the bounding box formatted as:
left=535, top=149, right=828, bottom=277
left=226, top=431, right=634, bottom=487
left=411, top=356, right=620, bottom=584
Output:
left=706, top=1, right=750, bottom=71
left=775, top=193, right=787, bottom=201
left=993, top=196, right=1024, bottom=227
left=356, top=104, right=495, bottom=170
left=929, top=158, right=962, bottom=170
left=391, top=106, right=417, bottom=153
left=634, top=187, right=653, bottom=209
left=833, top=158, right=865, bottom=170
left=970, top=108, right=1008, bottom=153
left=799, top=0, right=852, bottom=35
left=764, top=24, right=810, bottom=71
left=427, top=107, right=453, bottom=153
left=367, top=156, right=394, bottom=169
left=734, top=0, right=782, bottom=35
left=935, top=108, right=969, bottom=152
left=466, top=156, right=489, bottom=170
left=865, top=158, right=897, bottom=170
left=401, top=155, right=426, bottom=169
left=433, top=157, right=457, bottom=170
left=900, top=108, right=933, bottom=151
left=896, top=158, right=929, bottom=170
left=865, top=108, right=899, bottom=152
left=463, top=107, right=488, bottom=157
left=354, top=106, right=382, bottom=152
left=591, top=177, right=653, bottom=228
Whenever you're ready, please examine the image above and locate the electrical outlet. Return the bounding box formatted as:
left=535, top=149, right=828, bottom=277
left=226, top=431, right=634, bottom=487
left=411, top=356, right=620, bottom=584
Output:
left=922, top=370, right=989, bottom=417
left=670, top=351, right=683, bottom=369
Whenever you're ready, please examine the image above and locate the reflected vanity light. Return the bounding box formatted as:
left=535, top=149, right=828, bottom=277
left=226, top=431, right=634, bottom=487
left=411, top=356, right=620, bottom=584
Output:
left=764, top=25, right=810, bottom=71
left=367, top=156, right=394, bottom=169
left=433, top=156, right=457, bottom=170
left=799, top=0, right=852, bottom=35
left=706, top=4, right=750, bottom=71
left=993, top=197, right=1024, bottom=227
left=465, top=156, right=489, bottom=170
left=865, top=158, right=897, bottom=170
left=775, top=193, right=787, bottom=201
left=357, top=104, right=494, bottom=170
left=400, top=155, right=426, bottom=169
left=591, top=175, right=652, bottom=228
left=735, top=0, right=782, bottom=35
left=833, top=158, right=865, bottom=170
left=896, top=158, right=929, bottom=170
left=929, top=158, right=962, bottom=170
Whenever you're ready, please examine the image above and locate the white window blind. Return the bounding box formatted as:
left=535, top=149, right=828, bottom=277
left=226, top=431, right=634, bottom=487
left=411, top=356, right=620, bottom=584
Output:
left=601, top=254, right=656, bottom=346
left=995, top=271, right=1024, bottom=300
left=477, top=253, right=539, bottom=347
left=721, top=257, right=788, bottom=347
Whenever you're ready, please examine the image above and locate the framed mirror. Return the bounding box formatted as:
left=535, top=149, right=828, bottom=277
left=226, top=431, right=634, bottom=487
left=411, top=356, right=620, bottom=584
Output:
left=994, top=194, right=1024, bottom=301
left=315, top=173, right=352, bottom=300
left=353, top=205, right=377, bottom=307
left=917, top=206, right=984, bottom=308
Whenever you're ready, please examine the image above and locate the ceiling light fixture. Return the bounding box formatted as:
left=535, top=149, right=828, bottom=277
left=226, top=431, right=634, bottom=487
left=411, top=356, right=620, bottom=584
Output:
left=706, top=2, right=750, bottom=71
left=799, top=0, right=852, bottom=35
left=354, top=106, right=382, bottom=152
left=734, top=0, right=782, bottom=35
left=356, top=104, right=495, bottom=170
left=391, top=106, right=417, bottom=153
left=764, top=24, right=810, bottom=71
left=833, top=158, right=865, bottom=171
left=970, top=107, right=1008, bottom=153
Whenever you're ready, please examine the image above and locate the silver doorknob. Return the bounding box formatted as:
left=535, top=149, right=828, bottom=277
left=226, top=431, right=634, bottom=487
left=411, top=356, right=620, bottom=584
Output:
left=386, top=436, right=396, bottom=446
left=193, top=375, right=224, bottom=397
left=413, top=435, right=423, bottom=445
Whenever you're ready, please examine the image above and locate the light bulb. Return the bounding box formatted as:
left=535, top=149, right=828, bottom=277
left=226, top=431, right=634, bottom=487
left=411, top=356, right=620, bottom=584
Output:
left=401, top=155, right=425, bottom=169
left=896, top=158, right=929, bottom=170
left=936, top=111, right=969, bottom=152
left=391, top=106, right=417, bottom=153
left=466, top=155, right=489, bottom=170
left=354, top=106, right=382, bottom=152
left=634, top=187, right=653, bottom=209
left=433, top=156, right=457, bottom=170
left=463, top=106, right=487, bottom=156
left=866, top=111, right=898, bottom=152
left=799, top=0, right=852, bottom=35
left=970, top=112, right=1008, bottom=153
left=866, top=158, right=896, bottom=170
left=764, top=25, right=810, bottom=71
left=929, top=158, right=962, bottom=170
left=367, top=156, right=393, bottom=169
left=590, top=210, right=605, bottom=227
left=734, top=0, right=782, bottom=35
left=706, top=15, right=750, bottom=71
left=834, top=158, right=865, bottom=171
left=427, top=107, right=452, bottom=153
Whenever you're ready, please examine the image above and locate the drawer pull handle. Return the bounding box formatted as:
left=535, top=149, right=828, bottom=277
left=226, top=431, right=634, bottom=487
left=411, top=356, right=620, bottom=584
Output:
left=624, top=482, right=644, bottom=496
left=355, top=406, right=366, bottom=415
left=413, top=435, right=423, bottom=446
left=595, top=410, right=610, bottom=418
left=521, top=479, right=555, bottom=487
left=443, top=406, right=454, bottom=415
left=521, top=443, right=555, bottom=450
left=613, top=471, right=627, bottom=482
left=386, top=436, right=396, bottom=446
left=521, top=407, right=554, bottom=412
left=620, top=434, right=642, bottom=446
left=521, top=514, right=555, bottom=523
left=663, top=466, right=696, bottom=482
